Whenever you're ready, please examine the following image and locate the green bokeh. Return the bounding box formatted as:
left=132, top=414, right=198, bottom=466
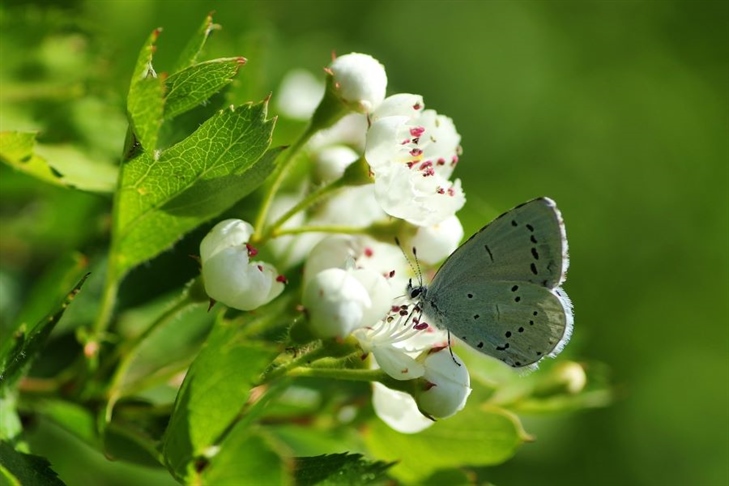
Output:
left=1, top=1, right=726, bottom=485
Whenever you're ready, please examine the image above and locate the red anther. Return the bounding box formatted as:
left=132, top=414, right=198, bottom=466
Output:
left=257, top=264, right=263, bottom=272
left=410, top=126, right=425, bottom=137
left=447, top=187, right=455, bottom=196
left=276, top=275, right=288, bottom=284
left=388, top=269, right=396, bottom=278
left=436, top=158, right=446, bottom=166
left=424, top=381, right=437, bottom=391
left=246, top=243, right=258, bottom=257
left=436, top=187, right=445, bottom=194
left=414, top=322, right=429, bottom=330
left=364, top=247, right=374, bottom=257
left=410, top=148, right=423, bottom=157
left=413, top=102, right=422, bottom=110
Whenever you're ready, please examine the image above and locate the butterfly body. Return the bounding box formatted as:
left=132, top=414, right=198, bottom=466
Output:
left=409, top=197, right=573, bottom=368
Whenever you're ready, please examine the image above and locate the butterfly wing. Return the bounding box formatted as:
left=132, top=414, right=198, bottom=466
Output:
left=423, top=197, right=572, bottom=367
left=423, top=277, right=573, bottom=367
left=429, top=197, right=568, bottom=291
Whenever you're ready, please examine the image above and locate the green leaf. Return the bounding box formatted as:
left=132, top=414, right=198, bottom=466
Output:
left=127, top=28, right=165, bottom=151
left=109, top=300, right=214, bottom=399
left=164, top=58, right=245, bottom=120
left=0, top=274, right=89, bottom=395
left=364, top=405, right=528, bottom=483
left=0, top=396, right=22, bottom=443
left=162, top=320, right=279, bottom=481
left=173, top=14, right=220, bottom=72
left=293, top=453, right=394, bottom=486
left=0, top=442, right=65, bottom=486
left=0, top=131, right=117, bottom=193
left=201, top=429, right=290, bottom=485
left=33, top=400, right=98, bottom=449
left=113, top=102, right=276, bottom=277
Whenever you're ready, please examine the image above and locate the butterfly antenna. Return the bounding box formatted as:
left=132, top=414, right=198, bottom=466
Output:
left=394, top=237, right=421, bottom=287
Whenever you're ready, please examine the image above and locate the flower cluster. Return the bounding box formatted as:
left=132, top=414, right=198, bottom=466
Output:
left=199, top=53, right=470, bottom=432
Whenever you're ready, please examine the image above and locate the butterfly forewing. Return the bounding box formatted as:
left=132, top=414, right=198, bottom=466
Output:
left=429, top=198, right=568, bottom=292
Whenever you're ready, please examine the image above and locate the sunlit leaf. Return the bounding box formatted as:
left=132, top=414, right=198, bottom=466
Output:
left=164, top=58, right=245, bottom=120
left=173, top=14, right=220, bottom=72
left=0, top=132, right=117, bottom=193
left=113, top=102, right=276, bottom=277
left=126, top=28, right=165, bottom=152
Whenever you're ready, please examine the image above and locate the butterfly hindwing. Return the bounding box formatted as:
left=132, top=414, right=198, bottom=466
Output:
left=423, top=278, right=573, bottom=367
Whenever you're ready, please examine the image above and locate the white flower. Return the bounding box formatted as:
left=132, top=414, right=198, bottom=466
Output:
left=200, top=219, right=285, bottom=311
left=303, top=267, right=391, bottom=339
left=328, top=53, right=387, bottom=114
left=354, top=303, right=447, bottom=381
left=407, top=215, right=464, bottom=265
left=415, top=348, right=471, bottom=419
left=303, top=235, right=407, bottom=291
left=307, top=113, right=369, bottom=153
left=365, top=97, right=465, bottom=226
left=372, top=382, right=434, bottom=434
left=275, top=68, right=325, bottom=120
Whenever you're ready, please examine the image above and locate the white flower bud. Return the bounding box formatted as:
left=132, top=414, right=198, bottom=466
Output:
left=303, top=265, right=393, bottom=339
left=200, top=219, right=285, bottom=311
left=329, top=53, right=387, bottom=114
left=408, top=215, right=464, bottom=265
left=415, top=348, right=471, bottom=419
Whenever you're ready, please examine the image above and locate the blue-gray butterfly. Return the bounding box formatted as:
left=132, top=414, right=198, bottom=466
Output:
left=408, top=197, right=573, bottom=368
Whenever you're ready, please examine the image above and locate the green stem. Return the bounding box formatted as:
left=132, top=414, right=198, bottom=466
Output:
left=260, top=341, right=328, bottom=384
left=272, top=224, right=371, bottom=237
left=258, top=177, right=347, bottom=243
left=252, top=126, right=316, bottom=241
left=286, top=367, right=387, bottom=382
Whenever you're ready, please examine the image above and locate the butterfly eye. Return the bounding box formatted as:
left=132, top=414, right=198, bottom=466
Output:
left=409, top=287, right=422, bottom=299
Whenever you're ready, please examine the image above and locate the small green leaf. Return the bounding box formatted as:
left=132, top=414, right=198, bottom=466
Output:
left=201, top=429, right=290, bottom=485
left=0, top=132, right=117, bottom=193
left=113, top=102, right=276, bottom=276
left=294, top=453, right=394, bottom=486
left=162, top=320, right=278, bottom=480
left=0, top=442, right=65, bottom=486
left=173, top=14, right=220, bottom=72
left=127, top=28, right=165, bottom=151
left=164, top=58, right=245, bottom=120
left=0, top=274, right=89, bottom=395
left=364, top=405, right=527, bottom=483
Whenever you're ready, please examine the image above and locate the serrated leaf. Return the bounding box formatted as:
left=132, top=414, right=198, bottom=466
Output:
left=0, top=131, right=117, bottom=193
left=0, top=275, right=89, bottom=395
left=162, top=320, right=279, bottom=480
left=127, top=28, right=165, bottom=151
left=201, top=429, right=290, bottom=485
left=294, top=453, right=394, bottom=486
left=173, top=14, right=220, bottom=72
left=0, top=442, right=65, bottom=486
left=113, top=102, right=276, bottom=276
left=164, top=58, right=245, bottom=120
left=364, top=405, right=527, bottom=483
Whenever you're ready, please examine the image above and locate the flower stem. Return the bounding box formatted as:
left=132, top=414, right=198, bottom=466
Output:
left=257, top=178, right=347, bottom=243
left=253, top=130, right=312, bottom=241
left=286, top=367, right=386, bottom=382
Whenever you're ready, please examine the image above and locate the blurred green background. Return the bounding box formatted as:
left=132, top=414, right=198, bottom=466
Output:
left=1, top=0, right=727, bottom=485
